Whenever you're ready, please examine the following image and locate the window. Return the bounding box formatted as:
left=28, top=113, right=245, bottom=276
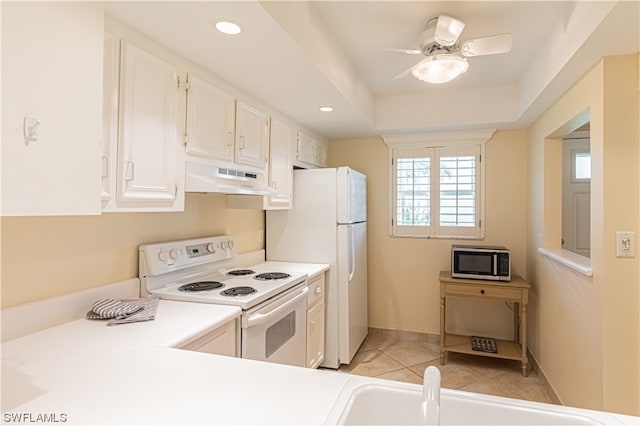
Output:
left=383, top=130, right=492, bottom=239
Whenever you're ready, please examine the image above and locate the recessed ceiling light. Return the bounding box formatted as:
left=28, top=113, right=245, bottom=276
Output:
left=319, top=106, right=334, bottom=112
left=215, top=20, right=242, bottom=35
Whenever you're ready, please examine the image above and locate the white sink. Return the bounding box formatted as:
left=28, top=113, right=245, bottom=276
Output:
left=324, top=378, right=626, bottom=425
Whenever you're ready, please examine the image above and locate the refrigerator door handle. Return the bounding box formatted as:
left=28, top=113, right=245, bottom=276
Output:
left=348, top=224, right=355, bottom=283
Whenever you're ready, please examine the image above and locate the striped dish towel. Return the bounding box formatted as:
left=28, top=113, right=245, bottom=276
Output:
left=86, top=296, right=159, bottom=326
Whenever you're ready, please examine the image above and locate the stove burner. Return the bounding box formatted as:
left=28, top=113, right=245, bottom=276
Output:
left=221, top=286, right=257, bottom=297
left=227, top=269, right=255, bottom=276
left=178, top=281, right=224, bottom=292
left=254, top=272, right=291, bottom=281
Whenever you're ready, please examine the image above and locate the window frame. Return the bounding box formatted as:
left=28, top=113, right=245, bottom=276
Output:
left=383, top=130, right=494, bottom=240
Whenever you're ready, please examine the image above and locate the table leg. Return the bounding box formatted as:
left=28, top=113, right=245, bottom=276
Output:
left=521, top=302, right=528, bottom=377
left=440, top=294, right=446, bottom=364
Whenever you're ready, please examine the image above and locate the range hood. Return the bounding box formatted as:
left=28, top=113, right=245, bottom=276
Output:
left=185, top=160, right=274, bottom=196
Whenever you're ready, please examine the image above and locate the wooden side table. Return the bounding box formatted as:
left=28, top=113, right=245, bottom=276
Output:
left=438, top=270, right=530, bottom=376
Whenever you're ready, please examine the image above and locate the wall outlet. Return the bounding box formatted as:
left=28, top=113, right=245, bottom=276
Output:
left=616, top=231, right=636, bottom=258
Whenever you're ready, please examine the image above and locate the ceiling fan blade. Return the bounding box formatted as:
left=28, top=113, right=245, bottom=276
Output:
left=392, top=62, right=419, bottom=80
left=383, top=47, right=422, bottom=55
left=434, top=15, right=465, bottom=47
left=461, top=33, right=512, bottom=57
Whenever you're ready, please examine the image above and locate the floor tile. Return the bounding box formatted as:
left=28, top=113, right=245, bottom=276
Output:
left=376, top=368, right=424, bottom=385
left=339, top=349, right=404, bottom=377
left=379, top=340, right=441, bottom=367
left=338, top=328, right=557, bottom=406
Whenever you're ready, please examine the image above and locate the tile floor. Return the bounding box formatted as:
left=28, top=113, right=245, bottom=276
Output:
left=335, top=328, right=554, bottom=404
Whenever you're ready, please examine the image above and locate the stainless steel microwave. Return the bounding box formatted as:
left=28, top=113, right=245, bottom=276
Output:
left=451, top=245, right=511, bottom=281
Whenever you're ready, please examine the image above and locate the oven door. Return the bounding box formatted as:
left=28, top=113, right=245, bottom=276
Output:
left=241, top=283, right=308, bottom=367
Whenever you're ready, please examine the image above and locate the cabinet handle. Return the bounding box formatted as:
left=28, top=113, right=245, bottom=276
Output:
left=125, top=161, right=135, bottom=181
left=226, top=131, right=234, bottom=147
left=101, top=155, right=109, bottom=179
left=315, top=287, right=322, bottom=295
left=480, top=289, right=485, bottom=295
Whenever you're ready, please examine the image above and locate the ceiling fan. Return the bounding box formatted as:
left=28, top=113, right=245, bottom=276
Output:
left=387, top=15, right=512, bottom=84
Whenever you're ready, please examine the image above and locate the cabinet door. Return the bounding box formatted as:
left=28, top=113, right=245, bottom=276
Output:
left=117, top=39, right=180, bottom=207
left=179, top=319, right=237, bottom=357
left=314, top=139, right=329, bottom=167
left=235, top=101, right=270, bottom=169
left=185, top=74, right=235, bottom=162
left=266, top=119, right=294, bottom=209
left=101, top=30, right=118, bottom=208
left=306, top=300, right=325, bottom=368
left=296, top=131, right=316, bottom=165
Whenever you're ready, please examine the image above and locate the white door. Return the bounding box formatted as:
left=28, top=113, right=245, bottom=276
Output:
left=117, top=39, right=180, bottom=208
left=306, top=300, right=325, bottom=368
left=185, top=74, right=235, bottom=162
left=562, top=137, right=591, bottom=257
left=337, top=221, right=368, bottom=363
left=235, top=101, right=270, bottom=170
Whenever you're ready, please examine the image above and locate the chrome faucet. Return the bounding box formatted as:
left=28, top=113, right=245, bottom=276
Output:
left=420, top=366, right=441, bottom=425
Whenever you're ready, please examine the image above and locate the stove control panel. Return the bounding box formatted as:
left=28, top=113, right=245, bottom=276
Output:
left=139, top=235, right=236, bottom=276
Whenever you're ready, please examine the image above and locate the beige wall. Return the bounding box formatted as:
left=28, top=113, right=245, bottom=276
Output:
left=328, top=130, right=528, bottom=337
left=527, top=54, right=639, bottom=415
left=0, top=193, right=264, bottom=308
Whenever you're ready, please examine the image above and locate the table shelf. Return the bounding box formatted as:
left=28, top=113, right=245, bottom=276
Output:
left=442, top=333, right=524, bottom=360
left=439, top=271, right=530, bottom=376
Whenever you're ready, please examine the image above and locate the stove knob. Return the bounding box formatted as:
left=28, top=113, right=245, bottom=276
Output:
left=206, top=243, right=215, bottom=253
left=228, top=240, right=235, bottom=249
left=221, top=241, right=228, bottom=250
left=158, top=250, right=169, bottom=262
left=169, top=249, right=179, bottom=260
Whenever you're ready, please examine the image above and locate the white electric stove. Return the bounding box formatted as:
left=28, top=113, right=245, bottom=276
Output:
left=139, top=235, right=308, bottom=367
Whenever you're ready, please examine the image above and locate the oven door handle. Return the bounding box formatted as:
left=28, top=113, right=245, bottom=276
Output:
left=246, top=287, right=308, bottom=328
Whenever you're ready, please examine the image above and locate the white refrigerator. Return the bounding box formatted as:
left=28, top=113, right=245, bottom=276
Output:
left=266, top=167, right=368, bottom=368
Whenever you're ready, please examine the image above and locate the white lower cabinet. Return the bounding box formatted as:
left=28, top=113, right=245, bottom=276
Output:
left=306, top=274, right=326, bottom=368
left=179, top=318, right=238, bottom=357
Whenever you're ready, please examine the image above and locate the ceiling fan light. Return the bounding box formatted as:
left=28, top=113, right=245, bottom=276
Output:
left=411, top=54, right=469, bottom=84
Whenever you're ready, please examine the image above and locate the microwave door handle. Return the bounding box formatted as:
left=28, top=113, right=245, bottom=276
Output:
left=494, top=254, right=498, bottom=274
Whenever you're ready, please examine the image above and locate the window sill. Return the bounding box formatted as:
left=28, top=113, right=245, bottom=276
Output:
left=537, top=247, right=593, bottom=276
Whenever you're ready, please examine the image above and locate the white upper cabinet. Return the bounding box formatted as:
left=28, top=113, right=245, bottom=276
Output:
left=235, top=101, right=270, bottom=170
left=1, top=2, right=103, bottom=216
left=185, top=74, right=236, bottom=163
left=295, top=131, right=328, bottom=169
left=101, top=30, right=118, bottom=208
left=266, top=119, right=294, bottom=209
left=102, top=36, right=185, bottom=212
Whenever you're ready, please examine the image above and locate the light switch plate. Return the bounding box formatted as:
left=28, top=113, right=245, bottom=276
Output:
left=616, top=231, right=636, bottom=258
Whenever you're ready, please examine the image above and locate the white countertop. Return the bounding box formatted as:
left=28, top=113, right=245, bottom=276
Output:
left=258, top=261, right=330, bottom=280
left=1, top=298, right=353, bottom=425
left=3, top=284, right=638, bottom=425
